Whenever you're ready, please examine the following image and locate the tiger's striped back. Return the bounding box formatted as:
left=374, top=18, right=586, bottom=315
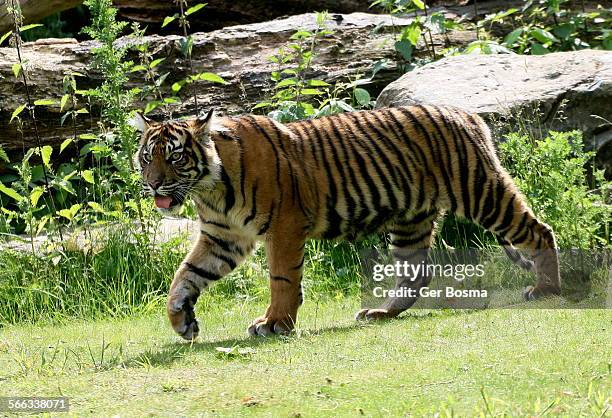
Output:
left=205, top=105, right=520, bottom=243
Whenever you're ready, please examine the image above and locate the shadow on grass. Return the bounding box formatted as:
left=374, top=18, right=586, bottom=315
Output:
left=119, top=309, right=470, bottom=369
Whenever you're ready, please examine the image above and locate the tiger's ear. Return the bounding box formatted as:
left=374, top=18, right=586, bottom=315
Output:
left=192, top=108, right=215, bottom=137
left=129, top=111, right=151, bottom=133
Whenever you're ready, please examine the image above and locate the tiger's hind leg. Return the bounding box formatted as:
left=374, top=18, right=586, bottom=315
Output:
left=475, top=174, right=561, bottom=299
left=356, top=209, right=440, bottom=321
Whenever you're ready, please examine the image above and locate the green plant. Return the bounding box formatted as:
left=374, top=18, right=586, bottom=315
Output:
left=0, top=227, right=186, bottom=324
left=254, top=11, right=333, bottom=122
left=159, top=1, right=227, bottom=115
left=82, top=0, right=149, bottom=230
left=370, top=0, right=460, bottom=70
left=0, top=1, right=69, bottom=243
left=255, top=12, right=374, bottom=123
left=499, top=130, right=611, bottom=248
left=474, top=1, right=611, bottom=55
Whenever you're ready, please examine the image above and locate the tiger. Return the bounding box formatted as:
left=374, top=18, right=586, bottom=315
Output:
left=131, top=105, right=561, bottom=340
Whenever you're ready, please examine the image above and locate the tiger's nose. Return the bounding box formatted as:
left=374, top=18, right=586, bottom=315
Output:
left=148, top=179, right=162, bottom=190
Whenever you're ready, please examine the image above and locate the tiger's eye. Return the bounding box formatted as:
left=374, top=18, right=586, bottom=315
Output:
left=170, top=152, right=183, bottom=163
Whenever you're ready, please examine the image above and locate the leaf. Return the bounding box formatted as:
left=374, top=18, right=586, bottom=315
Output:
left=78, top=133, right=97, bottom=140
left=155, top=72, right=169, bottom=87
left=185, top=3, right=207, bottom=16
left=59, top=94, right=70, bottom=111
left=403, top=23, right=422, bottom=46
left=60, top=137, right=74, bottom=153
left=20, top=23, right=43, bottom=32
left=552, top=23, right=574, bottom=40
left=425, top=13, right=446, bottom=34
left=0, top=31, right=12, bottom=46
left=62, top=170, right=77, bottom=182
left=0, top=146, right=9, bottom=163
left=58, top=209, right=73, bottom=220
left=299, top=88, right=324, bottom=95
left=411, top=0, right=425, bottom=10
left=162, top=15, right=177, bottom=28
left=290, top=30, right=313, bottom=40
left=41, top=145, right=53, bottom=168
left=150, top=58, right=165, bottom=69
left=59, top=203, right=82, bottom=221
left=0, top=183, right=23, bottom=202
left=276, top=78, right=297, bottom=88
left=394, top=40, right=413, bottom=60
left=144, top=102, right=160, bottom=114
left=87, top=201, right=105, bottom=213
left=11, top=104, right=26, bottom=122
left=215, top=346, right=255, bottom=359
left=196, top=72, right=227, bottom=84
left=530, top=42, right=549, bottom=55
left=530, top=28, right=558, bottom=44
left=252, top=101, right=271, bottom=110
left=12, top=63, right=21, bottom=78
left=35, top=216, right=49, bottom=236
left=34, top=99, right=56, bottom=106
left=82, top=170, right=95, bottom=184
left=354, top=88, right=371, bottom=106
left=130, top=65, right=147, bottom=73
left=503, top=28, right=523, bottom=46
left=30, top=187, right=44, bottom=207
left=60, top=112, right=70, bottom=126
left=307, top=79, right=330, bottom=87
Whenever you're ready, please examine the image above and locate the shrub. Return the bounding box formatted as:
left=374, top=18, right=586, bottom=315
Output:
left=499, top=130, right=611, bottom=248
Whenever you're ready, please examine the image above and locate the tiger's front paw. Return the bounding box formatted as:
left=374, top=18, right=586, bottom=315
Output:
left=167, top=290, right=200, bottom=341
left=247, top=315, right=294, bottom=337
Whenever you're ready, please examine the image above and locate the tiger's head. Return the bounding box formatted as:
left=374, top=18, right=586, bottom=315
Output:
left=131, top=109, right=221, bottom=212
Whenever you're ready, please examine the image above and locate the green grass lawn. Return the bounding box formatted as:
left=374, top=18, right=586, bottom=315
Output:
left=0, top=298, right=609, bottom=416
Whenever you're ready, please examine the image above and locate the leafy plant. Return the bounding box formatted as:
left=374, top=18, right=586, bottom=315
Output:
left=160, top=1, right=227, bottom=115
left=370, top=0, right=460, bottom=70
left=254, top=11, right=333, bottom=122
left=499, top=130, right=611, bottom=248
left=82, top=0, right=148, bottom=229
left=0, top=1, right=66, bottom=243
left=477, top=1, right=611, bottom=55
left=255, top=12, right=374, bottom=122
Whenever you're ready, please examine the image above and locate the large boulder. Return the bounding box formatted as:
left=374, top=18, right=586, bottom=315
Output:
left=376, top=50, right=612, bottom=175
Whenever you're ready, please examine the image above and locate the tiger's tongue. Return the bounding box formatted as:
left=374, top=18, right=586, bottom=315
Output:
left=154, top=196, right=173, bottom=209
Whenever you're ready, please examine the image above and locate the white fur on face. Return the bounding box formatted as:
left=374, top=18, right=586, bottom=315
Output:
left=129, top=112, right=150, bottom=133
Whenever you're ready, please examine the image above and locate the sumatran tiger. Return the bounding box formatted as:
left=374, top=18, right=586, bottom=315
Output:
left=131, top=105, right=561, bottom=340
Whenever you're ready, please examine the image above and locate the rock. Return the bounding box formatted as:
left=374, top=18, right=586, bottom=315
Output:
left=0, top=12, right=476, bottom=153
left=376, top=50, right=612, bottom=175
left=0, top=216, right=197, bottom=253
left=0, top=0, right=523, bottom=36
left=112, top=0, right=373, bottom=33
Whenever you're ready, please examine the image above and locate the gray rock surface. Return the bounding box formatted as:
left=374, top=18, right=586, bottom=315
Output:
left=0, top=12, right=475, bottom=153
left=376, top=50, right=612, bottom=174
left=0, top=216, right=197, bottom=253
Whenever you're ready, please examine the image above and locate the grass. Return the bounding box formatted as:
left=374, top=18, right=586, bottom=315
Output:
left=0, top=298, right=610, bottom=416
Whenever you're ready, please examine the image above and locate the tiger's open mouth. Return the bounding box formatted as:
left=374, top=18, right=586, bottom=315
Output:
left=154, top=195, right=184, bottom=209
